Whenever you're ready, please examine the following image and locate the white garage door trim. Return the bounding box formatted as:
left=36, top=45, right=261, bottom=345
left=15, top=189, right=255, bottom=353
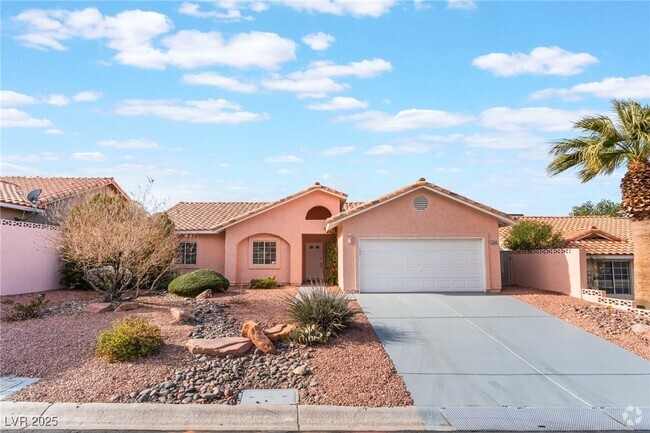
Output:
left=358, top=237, right=486, bottom=293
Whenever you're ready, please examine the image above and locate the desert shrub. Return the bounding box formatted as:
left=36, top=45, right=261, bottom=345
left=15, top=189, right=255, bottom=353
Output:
left=504, top=220, right=567, bottom=250
left=1, top=294, right=48, bottom=321
left=60, top=261, right=93, bottom=290
left=168, top=269, right=229, bottom=297
left=286, top=287, right=358, bottom=346
left=96, top=317, right=163, bottom=363
left=249, top=276, right=277, bottom=289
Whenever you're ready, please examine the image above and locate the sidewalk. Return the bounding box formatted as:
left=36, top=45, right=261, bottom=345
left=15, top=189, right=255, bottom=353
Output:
left=0, top=402, right=452, bottom=431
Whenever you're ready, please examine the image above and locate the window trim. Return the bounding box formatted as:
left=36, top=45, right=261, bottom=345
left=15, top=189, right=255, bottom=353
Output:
left=250, top=238, right=280, bottom=269
left=593, top=259, right=632, bottom=295
left=176, top=241, right=197, bottom=266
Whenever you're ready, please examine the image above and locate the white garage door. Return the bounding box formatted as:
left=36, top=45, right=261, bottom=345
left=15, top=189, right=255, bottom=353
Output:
left=359, top=239, right=485, bottom=293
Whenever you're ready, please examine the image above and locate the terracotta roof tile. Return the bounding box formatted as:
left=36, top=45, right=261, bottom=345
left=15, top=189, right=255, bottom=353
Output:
left=326, top=179, right=514, bottom=228
left=0, top=176, right=127, bottom=208
left=499, top=216, right=633, bottom=255
left=167, top=184, right=347, bottom=232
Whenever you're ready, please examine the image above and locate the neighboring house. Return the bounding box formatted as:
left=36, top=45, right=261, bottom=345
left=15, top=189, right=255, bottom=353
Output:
left=0, top=176, right=128, bottom=224
left=499, top=216, right=634, bottom=298
left=166, top=178, right=515, bottom=293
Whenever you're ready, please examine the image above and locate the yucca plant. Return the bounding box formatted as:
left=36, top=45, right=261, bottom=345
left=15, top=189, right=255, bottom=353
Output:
left=548, top=99, right=650, bottom=307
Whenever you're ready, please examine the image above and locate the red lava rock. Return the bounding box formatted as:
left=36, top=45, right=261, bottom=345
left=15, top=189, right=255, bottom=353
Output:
left=195, top=290, right=213, bottom=300
left=85, top=303, right=113, bottom=313
left=264, top=324, right=296, bottom=342
left=186, top=337, right=252, bottom=357
left=170, top=307, right=192, bottom=322
left=114, top=302, right=139, bottom=312
left=241, top=321, right=276, bottom=354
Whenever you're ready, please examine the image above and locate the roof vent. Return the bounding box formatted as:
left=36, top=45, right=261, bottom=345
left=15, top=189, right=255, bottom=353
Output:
left=418, top=177, right=426, bottom=182
left=413, top=195, right=428, bottom=211
left=315, top=182, right=321, bottom=186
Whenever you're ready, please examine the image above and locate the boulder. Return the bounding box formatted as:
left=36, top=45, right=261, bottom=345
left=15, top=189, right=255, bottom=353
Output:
left=170, top=307, right=192, bottom=322
left=195, top=289, right=213, bottom=300
left=85, top=302, right=113, bottom=313
left=631, top=323, right=650, bottom=335
left=114, top=302, right=139, bottom=312
left=186, top=337, right=252, bottom=357
left=241, top=321, right=276, bottom=354
left=264, top=324, right=297, bottom=342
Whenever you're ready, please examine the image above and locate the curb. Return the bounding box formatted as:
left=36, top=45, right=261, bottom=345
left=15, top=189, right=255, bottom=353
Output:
left=0, top=402, right=453, bottom=431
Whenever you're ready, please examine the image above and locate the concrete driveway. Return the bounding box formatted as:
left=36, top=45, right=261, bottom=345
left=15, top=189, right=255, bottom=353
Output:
left=356, top=293, right=650, bottom=408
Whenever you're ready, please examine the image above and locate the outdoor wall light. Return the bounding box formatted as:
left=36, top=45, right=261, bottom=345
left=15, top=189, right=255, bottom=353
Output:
left=347, top=233, right=353, bottom=244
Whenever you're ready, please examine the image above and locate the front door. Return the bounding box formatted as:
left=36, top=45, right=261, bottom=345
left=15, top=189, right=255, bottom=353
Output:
left=306, top=242, right=324, bottom=280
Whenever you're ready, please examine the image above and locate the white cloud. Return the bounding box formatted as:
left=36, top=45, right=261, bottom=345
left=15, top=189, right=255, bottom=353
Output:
left=472, top=46, right=598, bottom=77
left=276, top=168, right=297, bottom=175
left=265, top=155, right=303, bottom=163
left=71, top=151, right=106, bottom=161
left=302, top=32, right=335, bottom=51
left=115, top=98, right=268, bottom=124
left=480, top=106, right=595, bottom=132
left=531, top=75, right=650, bottom=101
left=462, top=132, right=547, bottom=149
left=83, top=163, right=189, bottom=176
left=277, top=0, right=397, bottom=17
left=45, top=128, right=64, bottom=135
left=0, top=108, right=52, bottom=128
left=376, top=169, right=391, bottom=176
left=13, top=7, right=296, bottom=71
left=98, top=139, right=160, bottom=149
left=0, top=161, right=37, bottom=175
left=218, top=163, right=231, bottom=168
left=447, top=0, right=476, bottom=10
left=321, top=146, right=355, bottom=156
left=290, top=58, right=393, bottom=79
left=308, top=97, right=368, bottom=111
left=178, top=2, right=253, bottom=21
left=45, top=94, right=70, bottom=106
left=3, top=153, right=59, bottom=162
left=182, top=72, right=257, bottom=93
left=336, top=109, right=474, bottom=132
left=366, top=142, right=433, bottom=155
left=262, top=77, right=347, bottom=98
left=72, top=91, right=102, bottom=102
left=0, top=90, right=39, bottom=106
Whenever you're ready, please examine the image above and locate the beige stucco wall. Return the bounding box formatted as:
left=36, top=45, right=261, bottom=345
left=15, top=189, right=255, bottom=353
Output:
left=337, top=188, right=503, bottom=293
left=177, top=233, right=226, bottom=274
left=223, top=190, right=343, bottom=285
left=510, top=248, right=587, bottom=297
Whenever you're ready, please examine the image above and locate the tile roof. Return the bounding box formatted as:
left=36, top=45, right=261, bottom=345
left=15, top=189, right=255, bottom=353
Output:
left=0, top=176, right=127, bottom=209
left=325, top=179, right=515, bottom=229
left=167, top=184, right=347, bottom=232
left=499, top=216, right=633, bottom=255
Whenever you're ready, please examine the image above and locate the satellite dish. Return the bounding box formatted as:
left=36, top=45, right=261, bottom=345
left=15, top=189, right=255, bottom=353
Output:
left=27, top=189, right=42, bottom=206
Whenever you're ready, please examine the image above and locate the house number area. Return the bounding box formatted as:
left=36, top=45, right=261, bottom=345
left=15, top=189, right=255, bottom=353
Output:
left=3, top=416, right=59, bottom=428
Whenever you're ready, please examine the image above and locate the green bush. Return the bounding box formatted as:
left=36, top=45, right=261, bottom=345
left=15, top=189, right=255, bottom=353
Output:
left=249, top=276, right=277, bottom=289
left=60, top=261, right=93, bottom=290
left=96, top=317, right=164, bottom=363
left=286, top=288, right=358, bottom=346
left=504, top=220, right=567, bottom=250
left=1, top=294, right=48, bottom=321
left=168, top=269, right=229, bottom=297
left=326, top=243, right=338, bottom=285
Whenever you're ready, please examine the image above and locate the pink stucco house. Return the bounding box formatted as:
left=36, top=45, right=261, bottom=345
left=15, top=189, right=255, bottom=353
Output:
left=166, top=178, right=515, bottom=293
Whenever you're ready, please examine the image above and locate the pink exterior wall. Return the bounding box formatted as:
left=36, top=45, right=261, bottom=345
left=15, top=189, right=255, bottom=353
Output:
left=223, top=190, right=342, bottom=285
left=177, top=233, right=226, bottom=274
left=510, top=248, right=587, bottom=297
left=337, top=188, right=503, bottom=293
left=0, top=221, right=62, bottom=296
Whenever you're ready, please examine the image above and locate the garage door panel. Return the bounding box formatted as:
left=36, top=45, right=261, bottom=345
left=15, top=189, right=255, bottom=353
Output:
left=359, top=239, right=485, bottom=293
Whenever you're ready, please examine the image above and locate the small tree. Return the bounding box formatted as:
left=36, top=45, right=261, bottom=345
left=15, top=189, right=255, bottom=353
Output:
left=504, top=220, right=567, bottom=251
left=58, top=193, right=177, bottom=301
left=570, top=199, right=622, bottom=216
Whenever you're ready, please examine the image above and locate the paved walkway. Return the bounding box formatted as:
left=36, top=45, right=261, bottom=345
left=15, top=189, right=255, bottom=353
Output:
left=356, top=293, right=650, bottom=408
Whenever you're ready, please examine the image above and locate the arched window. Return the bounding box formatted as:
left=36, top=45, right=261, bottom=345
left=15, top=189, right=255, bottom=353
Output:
left=306, top=206, right=332, bottom=220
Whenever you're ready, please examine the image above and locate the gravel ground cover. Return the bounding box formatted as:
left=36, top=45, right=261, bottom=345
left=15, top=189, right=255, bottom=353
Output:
left=0, top=290, right=100, bottom=321
left=503, top=286, right=650, bottom=360
left=2, top=286, right=413, bottom=407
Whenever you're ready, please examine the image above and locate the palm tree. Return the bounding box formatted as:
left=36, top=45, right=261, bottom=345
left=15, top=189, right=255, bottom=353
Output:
left=548, top=99, right=650, bottom=308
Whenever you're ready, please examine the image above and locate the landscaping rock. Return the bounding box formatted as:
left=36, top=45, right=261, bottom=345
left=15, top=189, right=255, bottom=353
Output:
left=241, top=321, right=276, bottom=354
left=186, top=337, right=253, bottom=357
left=631, top=323, right=650, bottom=335
left=293, top=365, right=309, bottom=376
left=196, top=289, right=213, bottom=300
left=85, top=302, right=113, bottom=313
left=114, top=302, right=139, bottom=312
left=170, top=307, right=192, bottom=323
left=264, top=324, right=297, bottom=342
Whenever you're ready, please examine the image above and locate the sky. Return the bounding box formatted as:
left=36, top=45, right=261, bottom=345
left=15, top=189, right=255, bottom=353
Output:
left=1, top=0, right=649, bottom=215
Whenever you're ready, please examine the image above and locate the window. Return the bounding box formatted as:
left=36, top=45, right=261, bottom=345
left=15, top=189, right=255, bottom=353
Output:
left=306, top=206, right=332, bottom=220
left=176, top=242, right=197, bottom=265
left=595, top=261, right=631, bottom=295
left=252, top=241, right=277, bottom=265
